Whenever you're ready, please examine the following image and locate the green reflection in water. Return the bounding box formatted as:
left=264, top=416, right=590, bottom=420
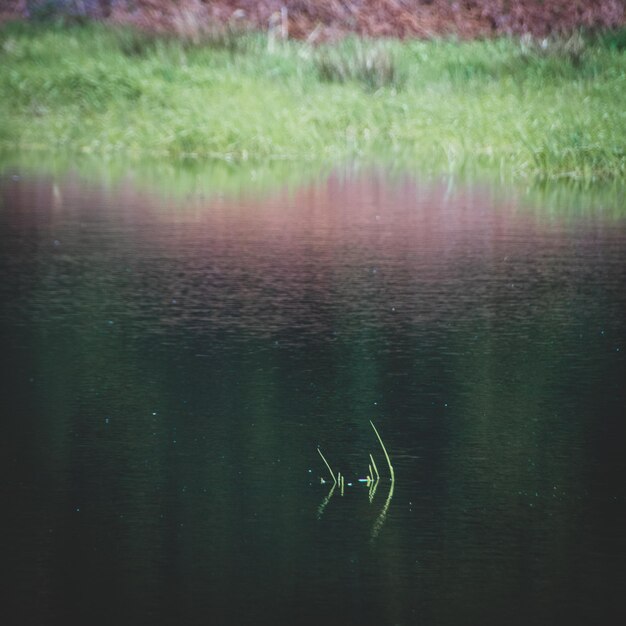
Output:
left=1, top=149, right=625, bottom=217
left=0, top=149, right=330, bottom=201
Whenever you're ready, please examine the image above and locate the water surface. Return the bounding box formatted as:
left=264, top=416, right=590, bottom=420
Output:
left=1, top=166, right=625, bottom=626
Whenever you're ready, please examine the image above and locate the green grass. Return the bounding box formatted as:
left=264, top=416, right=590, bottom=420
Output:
left=1, top=21, right=625, bottom=183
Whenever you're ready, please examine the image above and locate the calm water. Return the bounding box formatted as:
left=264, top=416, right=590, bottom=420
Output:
left=1, top=166, right=625, bottom=626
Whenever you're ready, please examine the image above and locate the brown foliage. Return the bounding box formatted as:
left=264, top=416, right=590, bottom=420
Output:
left=2, top=0, right=625, bottom=39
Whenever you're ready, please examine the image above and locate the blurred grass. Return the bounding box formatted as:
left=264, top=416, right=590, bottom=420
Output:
left=1, top=21, right=625, bottom=183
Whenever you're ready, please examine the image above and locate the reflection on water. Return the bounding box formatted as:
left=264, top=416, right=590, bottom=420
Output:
left=1, top=165, right=625, bottom=626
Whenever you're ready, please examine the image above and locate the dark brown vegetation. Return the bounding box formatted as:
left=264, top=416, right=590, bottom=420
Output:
left=2, top=0, right=625, bottom=39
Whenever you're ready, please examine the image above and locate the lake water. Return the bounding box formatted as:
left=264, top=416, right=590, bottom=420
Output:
left=1, top=165, right=625, bottom=626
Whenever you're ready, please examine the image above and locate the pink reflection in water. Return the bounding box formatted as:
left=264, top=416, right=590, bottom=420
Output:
left=2, top=167, right=623, bottom=337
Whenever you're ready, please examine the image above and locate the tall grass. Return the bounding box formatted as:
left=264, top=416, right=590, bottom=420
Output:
left=1, top=21, right=625, bottom=182
left=315, top=39, right=403, bottom=91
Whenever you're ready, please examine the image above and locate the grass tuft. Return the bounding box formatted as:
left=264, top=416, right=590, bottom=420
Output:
left=519, top=30, right=588, bottom=67
left=170, top=8, right=251, bottom=52
left=315, top=39, right=403, bottom=91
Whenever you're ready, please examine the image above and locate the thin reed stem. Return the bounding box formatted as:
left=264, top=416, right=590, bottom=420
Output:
left=317, top=447, right=337, bottom=485
left=369, top=453, right=380, bottom=481
left=370, top=420, right=395, bottom=482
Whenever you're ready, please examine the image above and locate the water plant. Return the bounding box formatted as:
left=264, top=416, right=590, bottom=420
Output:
left=316, top=421, right=396, bottom=537
left=317, top=421, right=394, bottom=488
left=317, top=447, right=336, bottom=485
left=317, top=420, right=395, bottom=541
left=369, top=420, right=394, bottom=482
left=369, top=453, right=380, bottom=481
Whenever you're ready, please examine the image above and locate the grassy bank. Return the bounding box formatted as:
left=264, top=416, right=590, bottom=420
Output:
left=1, top=21, right=625, bottom=182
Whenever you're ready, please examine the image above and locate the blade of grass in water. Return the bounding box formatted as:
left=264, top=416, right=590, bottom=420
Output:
left=317, top=447, right=336, bottom=485
left=370, top=420, right=395, bottom=482
left=369, top=453, right=380, bottom=481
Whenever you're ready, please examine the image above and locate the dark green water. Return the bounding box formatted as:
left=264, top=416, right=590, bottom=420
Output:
left=1, top=166, right=625, bottom=626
